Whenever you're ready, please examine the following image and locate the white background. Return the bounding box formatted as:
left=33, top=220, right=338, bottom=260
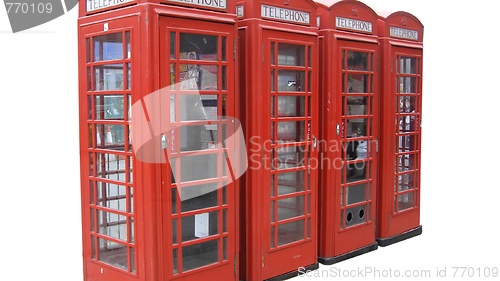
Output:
left=1, top=1, right=499, bottom=280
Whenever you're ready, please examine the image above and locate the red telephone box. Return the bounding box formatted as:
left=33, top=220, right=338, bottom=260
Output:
left=376, top=10, right=423, bottom=247
left=78, top=1, right=240, bottom=281
left=237, top=0, right=319, bottom=279
left=315, top=0, right=379, bottom=264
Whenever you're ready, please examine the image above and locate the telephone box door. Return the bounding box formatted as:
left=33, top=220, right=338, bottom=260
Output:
left=335, top=39, right=378, bottom=255
left=158, top=17, right=237, bottom=281
left=385, top=46, right=422, bottom=236
left=262, top=30, right=318, bottom=279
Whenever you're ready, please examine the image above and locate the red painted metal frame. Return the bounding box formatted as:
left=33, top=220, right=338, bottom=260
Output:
left=237, top=0, right=319, bottom=280
left=78, top=2, right=239, bottom=281
left=316, top=0, right=379, bottom=263
left=377, top=11, right=423, bottom=245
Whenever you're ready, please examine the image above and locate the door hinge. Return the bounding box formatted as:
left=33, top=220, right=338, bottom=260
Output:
left=262, top=42, right=265, bottom=63
left=234, top=38, right=237, bottom=61
left=234, top=253, right=237, bottom=276
left=261, top=248, right=265, bottom=268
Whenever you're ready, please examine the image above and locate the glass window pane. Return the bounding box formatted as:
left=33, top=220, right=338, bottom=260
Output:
left=182, top=239, right=219, bottom=272
left=95, top=152, right=128, bottom=181
left=275, top=146, right=305, bottom=170
left=95, top=95, right=125, bottom=120
left=86, top=38, right=91, bottom=63
left=271, top=42, right=275, bottom=65
left=346, top=183, right=366, bottom=205
left=277, top=220, right=304, bottom=246
left=399, top=76, right=417, bottom=94
left=222, top=36, right=227, bottom=62
left=94, top=33, right=123, bottom=62
left=95, top=124, right=125, bottom=148
left=398, top=134, right=417, bottom=153
left=172, top=248, right=178, bottom=274
left=94, top=64, right=124, bottom=91
left=180, top=33, right=218, bottom=61
left=277, top=170, right=305, bottom=195
left=97, top=210, right=127, bottom=241
left=97, top=238, right=128, bottom=270
left=347, top=74, right=368, bottom=93
left=277, top=121, right=305, bottom=142
left=398, top=56, right=417, bottom=74
left=180, top=184, right=218, bottom=212
left=277, top=96, right=305, bottom=117
left=96, top=181, right=127, bottom=212
left=271, top=70, right=275, bottom=92
left=346, top=96, right=367, bottom=116
left=278, top=43, right=305, bottom=66
left=179, top=65, right=219, bottom=90
left=125, top=31, right=130, bottom=59
left=170, top=32, right=176, bottom=60
left=398, top=192, right=415, bottom=211
left=398, top=172, right=415, bottom=191
left=277, top=195, right=305, bottom=221
left=278, top=70, right=305, bottom=92
left=347, top=51, right=368, bottom=71
left=180, top=154, right=218, bottom=182
left=398, top=95, right=418, bottom=113
left=181, top=211, right=219, bottom=242
left=345, top=118, right=368, bottom=137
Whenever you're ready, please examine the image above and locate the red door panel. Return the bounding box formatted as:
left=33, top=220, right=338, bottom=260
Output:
left=334, top=40, right=379, bottom=256
left=159, top=17, right=237, bottom=281
left=261, top=30, right=318, bottom=280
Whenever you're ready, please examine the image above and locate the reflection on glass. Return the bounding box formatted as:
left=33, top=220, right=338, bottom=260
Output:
left=277, top=220, right=304, bottom=246
left=398, top=154, right=415, bottom=172
left=278, top=43, right=305, bottom=66
left=271, top=96, right=275, bottom=118
left=94, top=33, right=123, bottom=62
left=277, top=96, right=305, bottom=117
left=94, top=64, right=124, bottom=91
left=95, top=124, right=126, bottom=148
left=179, top=65, right=219, bottom=90
left=278, top=70, right=305, bottom=92
left=347, top=51, right=368, bottom=71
